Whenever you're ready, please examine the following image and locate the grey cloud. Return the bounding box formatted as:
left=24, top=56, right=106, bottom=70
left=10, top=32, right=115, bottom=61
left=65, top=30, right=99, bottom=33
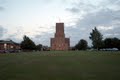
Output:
left=100, top=26, right=120, bottom=38
left=67, top=0, right=120, bottom=13
left=0, top=0, right=6, bottom=11
left=34, top=32, right=54, bottom=46
left=77, top=9, right=120, bottom=27
left=72, top=8, right=120, bottom=44
left=0, top=25, right=7, bottom=38
left=35, top=35, right=42, bottom=39
left=66, top=0, right=97, bottom=14
left=66, top=7, right=80, bottom=13
left=0, top=6, right=4, bottom=11
left=65, top=0, right=120, bottom=46
left=108, top=0, right=120, bottom=5
left=65, top=26, right=92, bottom=46
left=41, top=0, right=54, bottom=4
left=32, top=25, right=54, bottom=46
left=9, top=27, right=23, bottom=38
left=7, top=27, right=24, bottom=43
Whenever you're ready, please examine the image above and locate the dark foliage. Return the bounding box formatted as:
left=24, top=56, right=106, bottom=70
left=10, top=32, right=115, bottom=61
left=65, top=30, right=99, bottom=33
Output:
left=89, top=27, right=103, bottom=50
left=21, top=35, right=36, bottom=50
left=36, top=44, right=43, bottom=51
left=104, top=37, right=120, bottom=50
left=75, top=39, right=88, bottom=50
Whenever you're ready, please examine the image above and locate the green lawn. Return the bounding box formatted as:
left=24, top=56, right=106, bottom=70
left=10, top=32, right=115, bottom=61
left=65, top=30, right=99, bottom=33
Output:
left=0, top=51, right=120, bottom=80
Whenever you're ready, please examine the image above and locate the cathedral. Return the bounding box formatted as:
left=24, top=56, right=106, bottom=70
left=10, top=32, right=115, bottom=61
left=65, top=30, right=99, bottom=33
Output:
left=51, top=23, right=70, bottom=50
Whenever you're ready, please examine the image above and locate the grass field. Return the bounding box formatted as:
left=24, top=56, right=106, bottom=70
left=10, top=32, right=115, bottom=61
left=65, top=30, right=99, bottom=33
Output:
left=0, top=51, right=120, bottom=80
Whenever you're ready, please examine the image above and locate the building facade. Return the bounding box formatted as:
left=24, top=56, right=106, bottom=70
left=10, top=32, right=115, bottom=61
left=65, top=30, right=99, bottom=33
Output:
left=51, top=23, right=70, bottom=50
left=0, top=40, right=20, bottom=53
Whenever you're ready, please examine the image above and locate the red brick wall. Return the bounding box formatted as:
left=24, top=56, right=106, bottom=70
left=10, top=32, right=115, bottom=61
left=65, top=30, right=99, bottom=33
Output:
left=51, top=23, right=70, bottom=50
left=0, top=43, right=20, bottom=50
left=0, top=44, right=4, bottom=50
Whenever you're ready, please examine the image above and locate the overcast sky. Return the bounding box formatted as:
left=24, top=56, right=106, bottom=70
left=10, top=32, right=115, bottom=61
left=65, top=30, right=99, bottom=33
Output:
left=0, top=0, right=120, bottom=46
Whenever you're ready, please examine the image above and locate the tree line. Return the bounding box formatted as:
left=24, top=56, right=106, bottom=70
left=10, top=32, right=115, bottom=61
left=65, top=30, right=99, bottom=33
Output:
left=74, top=27, right=120, bottom=51
left=20, top=27, right=120, bottom=51
left=21, top=35, right=48, bottom=51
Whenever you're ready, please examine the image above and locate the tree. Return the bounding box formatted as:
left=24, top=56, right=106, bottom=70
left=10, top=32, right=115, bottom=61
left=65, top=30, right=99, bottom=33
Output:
left=118, top=40, right=120, bottom=50
left=21, top=35, right=36, bottom=50
left=75, top=39, right=88, bottom=50
left=89, top=27, right=103, bottom=50
left=104, top=38, right=113, bottom=48
left=36, top=44, right=43, bottom=51
left=104, top=37, right=120, bottom=50
left=112, top=38, right=120, bottom=50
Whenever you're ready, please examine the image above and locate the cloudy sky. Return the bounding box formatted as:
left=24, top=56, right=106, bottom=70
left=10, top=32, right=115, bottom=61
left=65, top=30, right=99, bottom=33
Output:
left=0, top=0, right=120, bottom=46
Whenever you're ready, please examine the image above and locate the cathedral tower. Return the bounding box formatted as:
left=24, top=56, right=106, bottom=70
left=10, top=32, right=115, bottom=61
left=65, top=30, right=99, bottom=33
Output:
left=51, top=23, right=70, bottom=50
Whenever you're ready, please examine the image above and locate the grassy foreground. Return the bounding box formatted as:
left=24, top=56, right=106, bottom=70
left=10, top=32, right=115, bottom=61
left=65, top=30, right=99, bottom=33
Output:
left=0, top=51, right=120, bottom=80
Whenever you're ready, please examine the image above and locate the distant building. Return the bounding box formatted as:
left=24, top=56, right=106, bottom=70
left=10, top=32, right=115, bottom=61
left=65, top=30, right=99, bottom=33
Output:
left=51, top=23, right=70, bottom=50
left=0, top=40, right=20, bottom=53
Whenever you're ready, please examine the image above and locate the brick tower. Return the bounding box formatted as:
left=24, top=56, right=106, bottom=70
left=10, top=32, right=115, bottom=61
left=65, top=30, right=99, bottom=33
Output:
left=51, top=23, right=70, bottom=50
